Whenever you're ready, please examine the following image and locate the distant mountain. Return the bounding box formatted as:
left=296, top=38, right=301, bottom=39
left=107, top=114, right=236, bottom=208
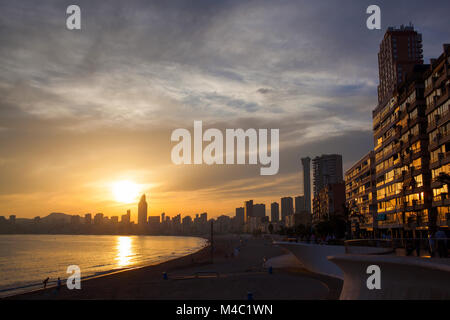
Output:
left=40, top=212, right=73, bottom=224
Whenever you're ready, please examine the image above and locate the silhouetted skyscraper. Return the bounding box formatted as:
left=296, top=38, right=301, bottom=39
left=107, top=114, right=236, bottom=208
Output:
left=235, top=207, right=245, bottom=225
left=295, top=196, right=305, bottom=214
left=244, top=200, right=253, bottom=223
left=138, top=194, right=148, bottom=225
left=377, top=24, right=423, bottom=105
left=312, top=154, right=343, bottom=196
left=280, top=197, right=293, bottom=222
left=84, top=213, right=92, bottom=224
left=301, top=157, right=311, bottom=214
left=271, top=202, right=279, bottom=222
left=253, top=203, right=266, bottom=218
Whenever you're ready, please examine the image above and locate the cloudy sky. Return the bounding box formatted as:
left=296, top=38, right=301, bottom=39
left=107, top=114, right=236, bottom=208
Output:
left=0, top=0, right=449, bottom=220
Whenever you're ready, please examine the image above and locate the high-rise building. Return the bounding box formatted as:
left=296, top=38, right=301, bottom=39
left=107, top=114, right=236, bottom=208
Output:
left=377, top=24, right=423, bottom=106
left=121, top=210, right=131, bottom=224
left=71, top=215, right=81, bottom=224
left=94, top=213, right=104, bottom=224
left=84, top=213, right=92, bottom=224
left=313, top=154, right=343, bottom=196
left=270, top=202, right=279, bottom=222
left=312, top=183, right=346, bottom=224
left=9, top=215, right=16, bottom=224
left=253, top=203, right=266, bottom=218
left=295, top=196, right=305, bottom=214
left=301, top=157, right=311, bottom=213
left=345, top=151, right=377, bottom=235
left=148, top=216, right=160, bottom=224
left=424, top=44, right=450, bottom=229
left=138, top=194, right=148, bottom=225
left=235, top=207, right=245, bottom=225
left=110, top=216, right=119, bottom=224
left=280, top=197, right=294, bottom=222
left=244, top=200, right=253, bottom=223
left=373, top=63, right=432, bottom=234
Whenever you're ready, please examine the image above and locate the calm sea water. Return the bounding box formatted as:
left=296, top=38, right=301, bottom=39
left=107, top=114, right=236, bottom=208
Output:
left=0, top=234, right=207, bottom=297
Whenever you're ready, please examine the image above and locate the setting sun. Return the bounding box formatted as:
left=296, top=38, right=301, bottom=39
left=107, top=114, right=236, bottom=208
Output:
left=112, top=180, right=140, bottom=203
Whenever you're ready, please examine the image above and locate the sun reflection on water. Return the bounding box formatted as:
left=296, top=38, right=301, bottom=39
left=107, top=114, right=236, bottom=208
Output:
left=116, top=236, right=134, bottom=268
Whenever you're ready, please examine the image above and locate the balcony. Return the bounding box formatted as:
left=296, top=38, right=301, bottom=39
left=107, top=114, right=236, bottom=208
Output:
left=430, top=151, right=450, bottom=170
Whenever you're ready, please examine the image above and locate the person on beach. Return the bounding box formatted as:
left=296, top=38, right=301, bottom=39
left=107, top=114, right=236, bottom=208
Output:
left=56, top=277, right=62, bottom=292
left=43, top=277, right=49, bottom=288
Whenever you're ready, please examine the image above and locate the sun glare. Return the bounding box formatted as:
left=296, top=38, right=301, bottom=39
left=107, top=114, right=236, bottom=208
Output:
left=112, top=180, right=140, bottom=203
left=116, top=236, right=134, bottom=267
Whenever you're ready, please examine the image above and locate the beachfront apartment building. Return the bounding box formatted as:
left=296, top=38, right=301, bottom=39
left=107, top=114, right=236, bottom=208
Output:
left=373, top=64, right=432, bottom=236
left=344, top=151, right=377, bottom=236
left=312, top=183, right=346, bottom=224
left=377, top=25, right=423, bottom=107
left=424, top=44, right=450, bottom=229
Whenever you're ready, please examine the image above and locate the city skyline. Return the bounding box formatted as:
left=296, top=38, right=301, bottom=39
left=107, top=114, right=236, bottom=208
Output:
left=1, top=1, right=450, bottom=219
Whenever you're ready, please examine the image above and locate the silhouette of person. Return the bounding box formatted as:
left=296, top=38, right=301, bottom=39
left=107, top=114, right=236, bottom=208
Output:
left=43, top=277, right=49, bottom=288
left=57, top=277, right=62, bottom=292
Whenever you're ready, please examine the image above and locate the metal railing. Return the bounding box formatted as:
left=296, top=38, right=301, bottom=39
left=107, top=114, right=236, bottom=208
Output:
left=345, top=238, right=450, bottom=258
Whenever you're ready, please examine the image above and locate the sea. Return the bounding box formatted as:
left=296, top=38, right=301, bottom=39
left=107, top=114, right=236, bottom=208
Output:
left=0, top=234, right=207, bottom=297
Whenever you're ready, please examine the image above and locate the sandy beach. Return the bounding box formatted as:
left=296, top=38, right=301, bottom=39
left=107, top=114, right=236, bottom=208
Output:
left=5, top=235, right=342, bottom=300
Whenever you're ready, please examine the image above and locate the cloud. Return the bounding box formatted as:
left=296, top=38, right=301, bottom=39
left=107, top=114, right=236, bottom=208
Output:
left=0, top=0, right=449, bottom=217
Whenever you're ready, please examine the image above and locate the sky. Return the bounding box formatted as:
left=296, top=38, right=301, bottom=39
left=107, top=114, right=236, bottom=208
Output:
left=0, top=0, right=449, bottom=220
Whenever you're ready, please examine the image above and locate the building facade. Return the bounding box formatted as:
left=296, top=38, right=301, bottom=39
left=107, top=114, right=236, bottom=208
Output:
left=377, top=25, right=423, bottom=106
left=301, top=157, right=311, bottom=213
left=253, top=203, right=266, bottom=218
left=312, top=154, right=343, bottom=196
left=244, top=200, right=253, bottom=223
left=373, top=63, right=433, bottom=235
left=138, top=194, right=148, bottom=225
left=312, top=183, right=346, bottom=224
left=345, top=151, right=377, bottom=235
left=280, top=197, right=294, bottom=222
left=425, top=44, right=450, bottom=230
left=295, top=196, right=305, bottom=214
left=270, top=202, right=279, bottom=222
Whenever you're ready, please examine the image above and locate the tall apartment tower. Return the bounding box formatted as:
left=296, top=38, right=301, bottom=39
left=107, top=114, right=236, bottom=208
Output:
left=280, top=197, right=294, bottom=222
left=377, top=24, right=423, bottom=106
left=301, top=157, right=311, bottom=213
left=235, top=207, right=245, bottom=225
left=312, top=154, right=343, bottom=196
left=424, top=44, right=450, bottom=230
left=271, top=202, right=279, bottom=222
left=244, top=200, right=253, bottom=223
left=138, top=194, right=148, bottom=225
left=295, top=196, right=305, bottom=214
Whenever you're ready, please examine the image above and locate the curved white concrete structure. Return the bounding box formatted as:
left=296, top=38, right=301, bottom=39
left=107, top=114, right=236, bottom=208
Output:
left=274, top=242, right=345, bottom=279
left=328, top=255, right=450, bottom=300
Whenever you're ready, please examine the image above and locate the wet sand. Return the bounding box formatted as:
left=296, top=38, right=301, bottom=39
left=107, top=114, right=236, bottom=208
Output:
left=6, top=235, right=342, bottom=300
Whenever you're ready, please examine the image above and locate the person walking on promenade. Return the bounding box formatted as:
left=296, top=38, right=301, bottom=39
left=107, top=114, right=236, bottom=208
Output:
left=414, top=237, right=421, bottom=257
left=435, top=229, right=448, bottom=258
left=428, top=233, right=435, bottom=257
left=43, top=277, right=49, bottom=289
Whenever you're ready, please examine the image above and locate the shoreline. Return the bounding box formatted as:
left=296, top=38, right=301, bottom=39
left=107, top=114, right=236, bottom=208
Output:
left=2, top=237, right=211, bottom=299
left=5, top=235, right=341, bottom=300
